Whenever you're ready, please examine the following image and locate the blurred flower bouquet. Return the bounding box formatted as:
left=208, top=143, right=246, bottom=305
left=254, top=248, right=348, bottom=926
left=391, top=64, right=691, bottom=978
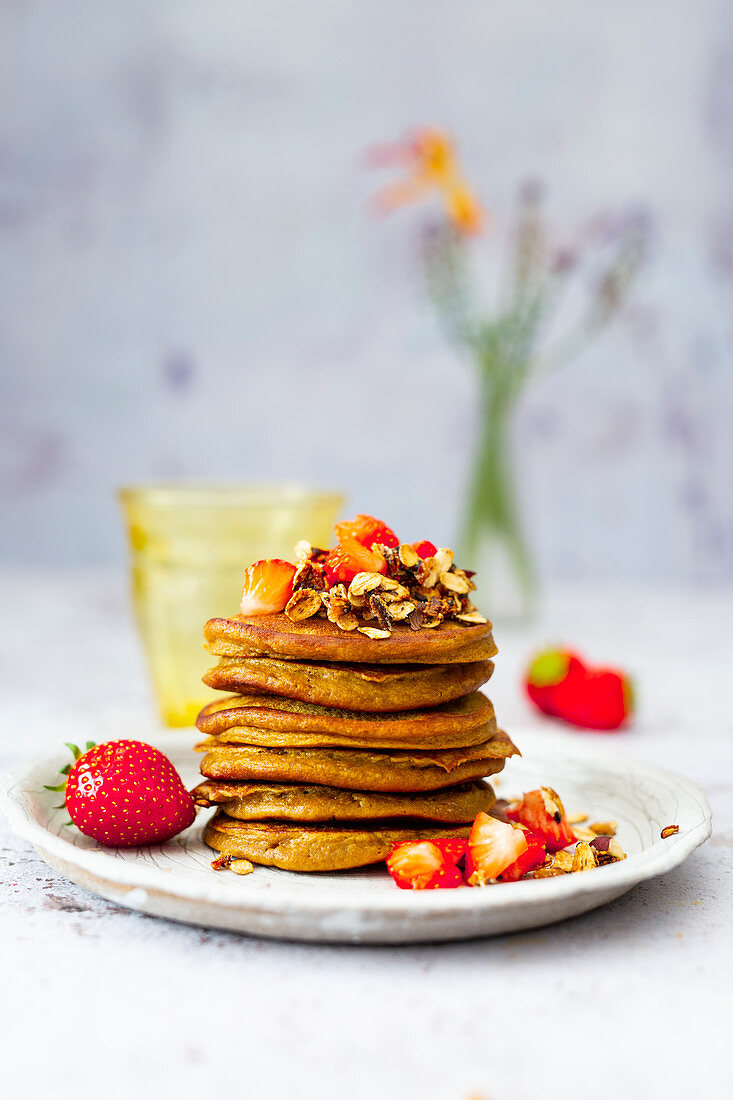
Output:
left=370, top=129, right=650, bottom=617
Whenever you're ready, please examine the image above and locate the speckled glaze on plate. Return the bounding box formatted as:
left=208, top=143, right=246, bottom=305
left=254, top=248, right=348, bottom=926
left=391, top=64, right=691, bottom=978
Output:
left=0, top=730, right=711, bottom=944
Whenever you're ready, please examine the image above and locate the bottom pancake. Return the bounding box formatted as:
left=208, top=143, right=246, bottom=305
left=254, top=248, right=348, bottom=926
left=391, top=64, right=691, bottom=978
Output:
left=193, top=778, right=496, bottom=823
left=203, top=811, right=470, bottom=871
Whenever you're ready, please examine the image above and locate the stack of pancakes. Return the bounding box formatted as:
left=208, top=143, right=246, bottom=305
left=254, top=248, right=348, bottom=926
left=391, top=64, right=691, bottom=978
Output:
left=193, top=614, right=518, bottom=872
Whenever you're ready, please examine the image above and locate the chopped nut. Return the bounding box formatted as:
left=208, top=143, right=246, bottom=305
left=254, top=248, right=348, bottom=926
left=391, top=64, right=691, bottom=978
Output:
left=589, top=821, right=618, bottom=836
left=358, top=626, right=391, bottom=640
left=456, top=611, right=488, bottom=624
left=285, top=588, right=322, bottom=622
left=398, top=543, right=419, bottom=568
left=551, top=850, right=574, bottom=873
left=417, top=557, right=441, bottom=588
left=387, top=600, right=416, bottom=621
left=368, top=592, right=391, bottom=631
left=572, top=825, right=597, bottom=842
left=567, top=812, right=588, bottom=825
left=440, top=570, right=471, bottom=594
left=211, top=854, right=233, bottom=871
left=229, top=859, right=255, bottom=876
left=661, top=825, right=680, bottom=839
left=533, top=865, right=567, bottom=879
left=589, top=836, right=626, bottom=864
left=572, top=842, right=598, bottom=872
left=348, top=572, right=384, bottom=599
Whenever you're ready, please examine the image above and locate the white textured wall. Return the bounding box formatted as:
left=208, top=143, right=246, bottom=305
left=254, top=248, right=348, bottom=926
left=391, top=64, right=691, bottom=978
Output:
left=1, top=1, right=731, bottom=582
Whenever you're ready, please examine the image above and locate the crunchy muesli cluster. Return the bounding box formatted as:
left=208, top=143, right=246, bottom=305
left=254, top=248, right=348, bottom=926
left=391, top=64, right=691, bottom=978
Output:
left=286, top=540, right=488, bottom=637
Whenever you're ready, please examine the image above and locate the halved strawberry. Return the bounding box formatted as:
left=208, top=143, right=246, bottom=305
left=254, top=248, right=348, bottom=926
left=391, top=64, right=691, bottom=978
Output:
left=386, top=840, right=445, bottom=890
left=323, top=538, right=387, bottom=586
left=498, top=830, right=546, bottom=882
left=240, top=559, right=296, bottom=616
left=413, top=540, right=437, bottom=559
left=465, top=812, right=529, bottom=886
left=506, top=788, right=576, bottom=852
left=334, top=514, right=399, bottom=549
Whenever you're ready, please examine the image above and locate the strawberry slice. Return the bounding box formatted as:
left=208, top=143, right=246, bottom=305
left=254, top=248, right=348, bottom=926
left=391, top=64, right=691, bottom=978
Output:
left=386, top=840, right=445, bottom=890
left=465, top=812, right=529, bottom=886
left=498, top=830, right=546, bottom=881
left=506, top=788, right=576, bottom=852
left=323, top=538, right=387, bottom=586
left=413, top=540, right=437, bottom=559
left=334, top=514, right=399, bottom=549
left=240, top=559, right=296, bottom=616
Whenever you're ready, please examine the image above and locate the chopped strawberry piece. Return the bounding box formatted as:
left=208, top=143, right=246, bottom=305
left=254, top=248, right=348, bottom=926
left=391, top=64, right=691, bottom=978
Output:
left=498, top=830, right=546, bottom=881
left=240, top=559, right=296, bottom=616
left=386, top=840, right=445, bottom=890
left=334, top=514, right=399, bottom=549
left=413, top=540, right=437, bottom=559
left=465, top=811, right=529, bottom=886
left=506, top=788, right=576, bottom=852
left=429, top=866, right=464, bottom=889
left=431, top=837, right=468, bottom=865
left=324, top=538, right=387, bottom=586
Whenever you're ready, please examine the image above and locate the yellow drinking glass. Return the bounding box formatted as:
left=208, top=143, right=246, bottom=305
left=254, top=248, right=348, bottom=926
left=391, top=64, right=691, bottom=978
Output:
left=119, top=483, right=344, bottom=726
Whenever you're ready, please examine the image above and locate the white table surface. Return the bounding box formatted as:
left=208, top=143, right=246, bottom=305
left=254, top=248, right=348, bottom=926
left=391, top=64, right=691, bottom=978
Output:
left=1, top=571, right=730, bottom=1100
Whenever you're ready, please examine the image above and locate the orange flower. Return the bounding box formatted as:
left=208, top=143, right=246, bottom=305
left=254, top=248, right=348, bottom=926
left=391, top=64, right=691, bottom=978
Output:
left=369, top=127, right=485, bottom=235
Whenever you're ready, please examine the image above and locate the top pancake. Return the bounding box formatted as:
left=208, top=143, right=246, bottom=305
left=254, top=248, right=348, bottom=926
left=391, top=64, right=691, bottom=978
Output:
left=204, top=613, right=497, bottom=665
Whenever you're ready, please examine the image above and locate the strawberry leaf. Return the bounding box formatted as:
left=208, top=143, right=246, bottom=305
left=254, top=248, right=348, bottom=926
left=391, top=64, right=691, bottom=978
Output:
left=43, top=782, right=67, bottom=792
left=65, top=743, right=82, bottom=761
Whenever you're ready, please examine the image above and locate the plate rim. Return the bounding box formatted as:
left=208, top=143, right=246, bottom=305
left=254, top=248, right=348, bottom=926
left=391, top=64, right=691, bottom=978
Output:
left=0, top=728, right=713, bottom=918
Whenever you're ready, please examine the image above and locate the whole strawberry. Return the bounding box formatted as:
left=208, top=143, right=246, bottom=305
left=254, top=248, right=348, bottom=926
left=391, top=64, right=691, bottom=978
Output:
left=54, top=740, right=196, bottom=847
left=525, top=648, right=634, bottom=731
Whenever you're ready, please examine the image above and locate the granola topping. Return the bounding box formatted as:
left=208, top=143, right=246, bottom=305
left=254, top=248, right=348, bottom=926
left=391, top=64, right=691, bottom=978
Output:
left=285, top=539, right=487, bottom=636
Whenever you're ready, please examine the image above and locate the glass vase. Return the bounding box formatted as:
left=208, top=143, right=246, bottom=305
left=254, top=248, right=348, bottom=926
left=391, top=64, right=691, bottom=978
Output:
left=458, top=375, right=536, bottom=621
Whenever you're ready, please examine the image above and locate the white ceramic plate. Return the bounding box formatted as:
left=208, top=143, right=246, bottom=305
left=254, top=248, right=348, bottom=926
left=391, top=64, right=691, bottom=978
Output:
left=0, top=730, right=711, bottom=944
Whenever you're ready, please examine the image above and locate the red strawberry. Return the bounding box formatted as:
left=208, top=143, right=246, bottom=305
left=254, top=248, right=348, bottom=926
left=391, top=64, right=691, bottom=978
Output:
left=323, top=538, right=387, bottom=586
left=558, top=667, right=633, bottom=730
left=498, top=830, right=546, bottom=882
left=413, top=540, right=437, bottom=559
left=525, top=649, right=586, bottom=717
left=431, top=837, right=468, bottom=865
left=240, top=558, right=296, bottom=616
left=430, top=866, right=464, bottom=890
left=334, top=514, right=399, bottom=549
left=386, top=840, right=445, bottom=890
left=58, top=741, right=196, bottom=847
left=525, top=648, right=633, bottom=730
left=506, top=788, right=576, bottom=852
left=465, top=812, right=529, bottom=886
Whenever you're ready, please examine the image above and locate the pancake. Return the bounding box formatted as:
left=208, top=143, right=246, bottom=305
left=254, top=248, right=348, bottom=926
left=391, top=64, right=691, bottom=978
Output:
left=196, top=691, right=497, bottom=749
left=197, top=730, right=517, bottom=792
left=203, top=812, right=471, bottom=871
left=205, top=613, right=497, bottom=665
left=193, top=778, right=496, bottom=823
left=203, top=656, right=493, bottom=712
